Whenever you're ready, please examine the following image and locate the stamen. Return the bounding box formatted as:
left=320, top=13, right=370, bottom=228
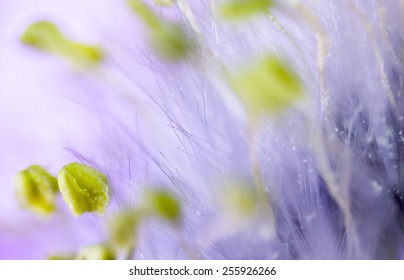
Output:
left=58, top=163, right=110, bottom=217
left=220, top=0, right=274, bottom=20
left=143, top=189, right=181, bottom=225
left=21, top=21, right=104, bottom=66
left=14, top=165, right=58, bottom=216
left=230, top=55, right=303, bottom=117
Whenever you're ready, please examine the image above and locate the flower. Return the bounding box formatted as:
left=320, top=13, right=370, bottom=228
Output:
left=0, top=0, right=403, bottom=260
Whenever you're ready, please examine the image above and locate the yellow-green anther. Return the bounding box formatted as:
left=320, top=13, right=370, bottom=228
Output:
left=145, top=189, right=181, bottom=224
left=108, top=210, right=140, bottom=249
left=58, top=162, right=110, bottom=217
left=128, top=0, right=160, bottom=28
left=48, top=254, right=75, bottom=260
left=128, top=0, right=192, bottom=61
left=14, top=165, right=58, bottom=216
left=61, top=42, right=104, bottom=66
left=76, top=244, right=116, bottom=260
left=150, top=23, right=191, bottom=61
left=20, top=21, right=65, bottom=51
left=220, top=0, right=273, bottom=20
left=21, top=21, right=104, bottom=66
left=221, top=184, right=258, bottom=219
left=154, top=0, right=175, bottom=7
left=231, top=55, right=303, bottom=116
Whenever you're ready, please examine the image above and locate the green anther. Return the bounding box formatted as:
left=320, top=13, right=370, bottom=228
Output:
left=128, top=0, right=160, bottom=28
left=58, top=162, right=110, bottom=217
left=21, top=21, right=104, bottom=66
left=61, top=42, right=104, bottom=66
left=145, top=189, right=181, bottom=224
left=220, top=0, right=273, bottom=20
left=108, top=210, right=140, bottom=250
left=20, top=21, right=65, bottom=51
left=231, top=55, right=303, bottom=116
left=76, top=244, right=116, bottom=260
left=14, top=165, right=58, bottom=216
left=154, top=0, right=175, bottom=7
left=48, top=254, right=75, bottom=260
left=151, top=23, right=191, bottom=61
left=128, top=0, right=192, bottom=61
left=221, top=184, right=258, bottom=219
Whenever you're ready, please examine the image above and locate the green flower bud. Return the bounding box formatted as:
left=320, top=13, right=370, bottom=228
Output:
left=144, top=189, right=181, bottom=224
left=76, top=244, right=116, bottom=260
left=58, top=162, right=110, bottom=217
left=14, top=165, right=58, bottom=216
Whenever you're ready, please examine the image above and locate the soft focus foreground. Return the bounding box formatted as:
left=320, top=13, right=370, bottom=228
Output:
left=0, top=0, right=404, bottom=259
